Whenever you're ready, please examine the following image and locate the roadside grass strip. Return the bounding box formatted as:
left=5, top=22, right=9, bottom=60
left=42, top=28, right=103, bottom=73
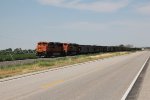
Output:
left=0, top=52, right=131, bottom=79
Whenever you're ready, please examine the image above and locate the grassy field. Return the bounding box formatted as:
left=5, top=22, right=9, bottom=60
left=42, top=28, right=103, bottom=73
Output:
left=0, top=52, right=131, bottom=79
left=0, top=53, right=37, bottom=62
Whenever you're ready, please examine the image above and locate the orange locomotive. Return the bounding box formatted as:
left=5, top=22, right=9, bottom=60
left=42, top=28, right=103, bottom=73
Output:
left=36, top=42, right=79, bottom=57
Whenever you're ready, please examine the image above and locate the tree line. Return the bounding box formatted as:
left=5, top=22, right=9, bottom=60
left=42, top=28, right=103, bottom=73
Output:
left=0, top=48, right=36, bottom=55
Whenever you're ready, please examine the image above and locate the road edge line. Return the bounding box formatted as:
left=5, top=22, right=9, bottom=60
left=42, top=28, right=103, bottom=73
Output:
left=121, top=56, right=150, bottom=100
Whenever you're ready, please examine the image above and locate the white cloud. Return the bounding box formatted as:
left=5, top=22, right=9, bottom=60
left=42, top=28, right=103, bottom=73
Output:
left=136, top=3, right=150, bottom=15
left=38, top=0, right=129, bottom=12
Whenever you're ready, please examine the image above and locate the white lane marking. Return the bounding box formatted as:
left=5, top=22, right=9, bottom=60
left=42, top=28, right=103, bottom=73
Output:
left=121, top=56, right=149, bottom=100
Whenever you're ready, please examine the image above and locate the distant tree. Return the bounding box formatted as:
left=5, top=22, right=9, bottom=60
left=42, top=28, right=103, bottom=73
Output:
left=5, top=48, right=13, bottom=53
left=125, top=44, right=134, bottom=48
left=28, top=49, right=35, bottom=54
left=0, top=50, right=4, bottom=54
left=22, top=49, right=29, bottom=54
left=119, top=44, right=125, bottom=47
left=0, top=48, right=12, bottom=54
left=14, top=48, right=23, bottom=54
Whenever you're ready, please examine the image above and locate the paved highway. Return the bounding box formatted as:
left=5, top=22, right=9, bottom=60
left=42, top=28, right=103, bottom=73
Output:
left=0, top=51, right=150, bottom=100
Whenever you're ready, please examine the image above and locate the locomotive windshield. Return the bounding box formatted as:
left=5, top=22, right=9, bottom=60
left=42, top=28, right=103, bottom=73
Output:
left=38, top=42, right=48, bottom=46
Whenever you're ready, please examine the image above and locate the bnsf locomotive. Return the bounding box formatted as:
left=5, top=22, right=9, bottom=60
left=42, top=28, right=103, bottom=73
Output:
left=36, top=42, right=141, bottom=57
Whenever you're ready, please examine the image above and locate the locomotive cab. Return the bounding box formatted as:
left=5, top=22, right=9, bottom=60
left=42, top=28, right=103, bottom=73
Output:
left=36, top=42, right=48, bottom=57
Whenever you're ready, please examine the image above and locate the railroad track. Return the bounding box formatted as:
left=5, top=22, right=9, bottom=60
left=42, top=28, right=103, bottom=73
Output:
left=0, top=57, right=59, bottom=67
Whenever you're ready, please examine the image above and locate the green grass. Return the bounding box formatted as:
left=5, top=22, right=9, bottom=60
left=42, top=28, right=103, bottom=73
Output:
left=0, top=53, right=37, bottom=62
left=0, top=52, right=131, bottom=79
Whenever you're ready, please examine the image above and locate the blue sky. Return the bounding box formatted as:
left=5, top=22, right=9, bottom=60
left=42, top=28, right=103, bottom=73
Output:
left=0, top=0, right=150, bottom=49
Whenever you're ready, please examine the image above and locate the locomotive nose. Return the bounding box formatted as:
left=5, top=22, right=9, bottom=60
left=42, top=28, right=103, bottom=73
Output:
left=36, top=42, right=48, bottom=57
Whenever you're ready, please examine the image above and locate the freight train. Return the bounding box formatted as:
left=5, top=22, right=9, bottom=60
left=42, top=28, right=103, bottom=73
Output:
left=36, top=42, right=141, bottom=57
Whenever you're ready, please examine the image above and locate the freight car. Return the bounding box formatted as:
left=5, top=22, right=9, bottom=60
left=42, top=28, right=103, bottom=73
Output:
left=36, top=42, right=141, bottom=58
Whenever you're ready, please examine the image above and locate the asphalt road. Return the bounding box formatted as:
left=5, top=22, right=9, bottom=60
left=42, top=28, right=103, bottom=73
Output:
left=0, top=51, right=150, bottom=100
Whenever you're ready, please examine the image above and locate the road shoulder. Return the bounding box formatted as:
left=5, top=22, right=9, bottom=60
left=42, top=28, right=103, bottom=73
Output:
left=138, top=58, right=150, bottom=100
